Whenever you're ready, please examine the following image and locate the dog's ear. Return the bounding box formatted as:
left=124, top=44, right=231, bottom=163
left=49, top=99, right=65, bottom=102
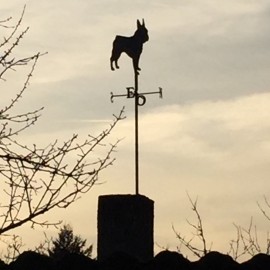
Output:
left=142, top=19, right=145, bottom=27
left=137, top=19, right=141, bottom=28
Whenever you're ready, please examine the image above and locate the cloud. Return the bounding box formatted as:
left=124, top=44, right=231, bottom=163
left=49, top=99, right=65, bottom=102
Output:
left=2, top=0, right=270, bottom=257
left=108, top=92, right=270, bottom=215
left=122, top=92, right=270, bottom=156
left=143, top=0, right=270, bottom=103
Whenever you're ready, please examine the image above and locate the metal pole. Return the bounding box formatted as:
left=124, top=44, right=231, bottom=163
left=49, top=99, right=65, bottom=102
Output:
left=134, top=71, right=139, bottom=195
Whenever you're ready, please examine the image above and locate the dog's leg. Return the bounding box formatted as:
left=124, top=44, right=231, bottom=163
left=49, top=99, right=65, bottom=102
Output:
left=133, top=56, right=140, bottom=74
left=115, top=58, right=119, bottom=69
left=110, top=58, right=115, bottom=71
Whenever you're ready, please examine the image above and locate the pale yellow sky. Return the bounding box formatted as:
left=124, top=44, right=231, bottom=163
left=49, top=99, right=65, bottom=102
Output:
left=1, top=0, right=270, bottom=261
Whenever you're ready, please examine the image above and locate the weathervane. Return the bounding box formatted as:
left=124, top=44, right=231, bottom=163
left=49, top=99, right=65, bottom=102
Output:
left=110, top=19, right=163, bottom=195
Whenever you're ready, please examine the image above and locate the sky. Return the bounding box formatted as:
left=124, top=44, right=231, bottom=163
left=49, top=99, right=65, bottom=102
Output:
left=1, top=0, right=270, bottom=260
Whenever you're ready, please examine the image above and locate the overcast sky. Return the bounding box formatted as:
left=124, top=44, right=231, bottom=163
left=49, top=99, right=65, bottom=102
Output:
left=1, top=0, right=270, bottom=260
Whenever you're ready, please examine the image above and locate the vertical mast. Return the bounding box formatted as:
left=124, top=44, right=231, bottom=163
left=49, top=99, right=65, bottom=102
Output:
left=134, top=71, right=139, bottom=195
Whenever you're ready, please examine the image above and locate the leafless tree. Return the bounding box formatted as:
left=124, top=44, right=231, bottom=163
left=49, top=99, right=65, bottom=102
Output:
left=258, top=196, right=270, bottom=223
left=0, top=6, right=124, bottom=235
left=228, top=219, right=261, bottom=260
left=173, top=193, right=211, bottom=259
left=0, top=235, right=24, bottom=263
left=173, top=194, right=270, bottom=261
left=228, top=199, right=270, bottom=261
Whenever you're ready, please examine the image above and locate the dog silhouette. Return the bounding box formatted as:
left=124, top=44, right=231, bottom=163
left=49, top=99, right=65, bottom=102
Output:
left=110, top=19, right=149, bottom=74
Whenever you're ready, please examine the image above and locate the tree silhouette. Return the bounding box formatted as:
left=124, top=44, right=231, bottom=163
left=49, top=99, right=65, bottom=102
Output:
left=48, top=225, right=92, bottom=259
left=173, top=194, right=211, bottom=259
left=173, top=194, right=270, bottom=261
left=0, top=6, right=123, bottom=235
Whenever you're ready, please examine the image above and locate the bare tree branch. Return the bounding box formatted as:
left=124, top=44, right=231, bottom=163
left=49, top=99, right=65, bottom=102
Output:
left=228, top=217, right=270, bottom=260
left=258, top=196, right=270, bottom=222
left=0, top=108, right=124, bottom=234
left=0, top=7, right=124, bottom=235
left=173, top=193, right=211, bottom=259
left=0, top=234, right=24, bottom=263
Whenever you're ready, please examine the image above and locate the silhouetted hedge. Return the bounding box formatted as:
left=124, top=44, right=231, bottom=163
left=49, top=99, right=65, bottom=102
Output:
left=4, top=250, right=270, bottom=270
